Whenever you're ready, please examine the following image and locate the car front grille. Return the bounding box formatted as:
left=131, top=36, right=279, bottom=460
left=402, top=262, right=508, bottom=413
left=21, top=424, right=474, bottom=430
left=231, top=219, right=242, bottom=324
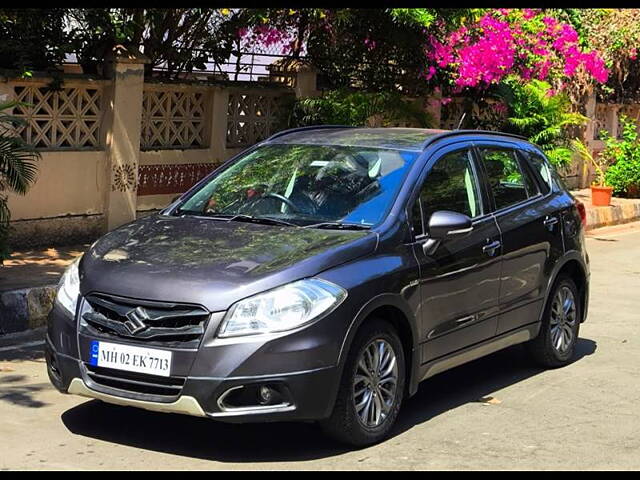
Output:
left=81, top=293, right=210, bottom=348
left=84, top=364, right=185, bottom=399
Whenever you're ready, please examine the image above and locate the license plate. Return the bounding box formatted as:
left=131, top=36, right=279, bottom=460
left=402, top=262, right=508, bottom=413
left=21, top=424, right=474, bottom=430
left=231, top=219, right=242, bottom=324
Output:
left=88, top=340, right=172, bottom=377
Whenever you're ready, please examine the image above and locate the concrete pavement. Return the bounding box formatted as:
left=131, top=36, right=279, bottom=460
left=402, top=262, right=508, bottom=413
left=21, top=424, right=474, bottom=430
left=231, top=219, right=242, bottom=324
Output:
left=0, top=222, right=639, bottom=470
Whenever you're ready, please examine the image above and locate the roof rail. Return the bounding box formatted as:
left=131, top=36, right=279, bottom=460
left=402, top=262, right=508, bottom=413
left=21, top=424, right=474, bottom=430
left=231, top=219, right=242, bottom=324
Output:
left=265, top=125, right=357, bottom=142
left=421, top=129, right=529, bottom=150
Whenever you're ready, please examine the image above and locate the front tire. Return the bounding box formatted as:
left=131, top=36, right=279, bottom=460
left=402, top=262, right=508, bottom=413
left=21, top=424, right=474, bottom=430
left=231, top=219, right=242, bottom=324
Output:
left=320, top=318, right=405, bottom=447
left=526, top=275, right=581, bottom=368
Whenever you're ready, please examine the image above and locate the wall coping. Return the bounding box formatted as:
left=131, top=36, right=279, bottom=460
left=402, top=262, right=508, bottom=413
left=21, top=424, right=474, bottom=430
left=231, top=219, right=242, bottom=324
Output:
left=0, top=72, right=111, bottom=85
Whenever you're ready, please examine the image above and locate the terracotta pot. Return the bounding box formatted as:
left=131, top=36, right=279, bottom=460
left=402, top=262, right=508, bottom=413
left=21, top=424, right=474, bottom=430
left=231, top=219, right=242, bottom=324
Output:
left=591, top=185, right=613, bottom=207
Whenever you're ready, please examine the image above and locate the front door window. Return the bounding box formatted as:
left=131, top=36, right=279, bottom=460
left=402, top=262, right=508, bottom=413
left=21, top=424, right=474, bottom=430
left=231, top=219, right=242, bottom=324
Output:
left=413, top=149, right=481, bottom=235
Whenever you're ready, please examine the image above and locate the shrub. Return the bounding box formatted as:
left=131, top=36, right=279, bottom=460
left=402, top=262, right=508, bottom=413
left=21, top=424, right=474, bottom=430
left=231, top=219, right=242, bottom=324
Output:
left=289, top=89, right=434, bottom=128
left=601, top=115, right=640, bottom=197
left=501, top=78, right=588, bottom=169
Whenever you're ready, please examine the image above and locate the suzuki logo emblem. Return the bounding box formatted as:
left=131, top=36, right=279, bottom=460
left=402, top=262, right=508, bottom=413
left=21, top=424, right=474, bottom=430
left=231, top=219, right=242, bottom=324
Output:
left=124, top=306, right=149, bottom=335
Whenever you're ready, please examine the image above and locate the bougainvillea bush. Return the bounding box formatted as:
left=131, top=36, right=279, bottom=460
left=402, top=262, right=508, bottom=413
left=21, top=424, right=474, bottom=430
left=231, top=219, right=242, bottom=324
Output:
left=573, top=9, right=640, bottom=102
left=425, top=9, right=608, bottom=97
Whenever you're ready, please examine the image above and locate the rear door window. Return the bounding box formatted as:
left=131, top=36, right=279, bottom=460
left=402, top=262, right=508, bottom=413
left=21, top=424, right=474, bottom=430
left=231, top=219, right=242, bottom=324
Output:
left=522, top=150, right=553, bottom=194
left=477, top=147, right=538, bottom=211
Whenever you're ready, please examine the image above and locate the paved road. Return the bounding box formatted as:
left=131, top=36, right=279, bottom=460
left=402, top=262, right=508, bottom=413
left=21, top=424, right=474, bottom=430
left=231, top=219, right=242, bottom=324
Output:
left=1, top=222, right=640, bottom=470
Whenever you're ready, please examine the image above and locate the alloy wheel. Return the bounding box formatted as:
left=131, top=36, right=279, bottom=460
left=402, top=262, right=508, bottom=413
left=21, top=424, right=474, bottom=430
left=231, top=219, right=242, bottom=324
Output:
left=353, top=339, right=399, bottom=428
left=550, top=285, right=577, bottom=353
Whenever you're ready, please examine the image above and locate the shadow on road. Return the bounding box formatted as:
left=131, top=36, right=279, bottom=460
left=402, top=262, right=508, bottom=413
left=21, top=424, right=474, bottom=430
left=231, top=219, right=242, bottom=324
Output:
left=0, top=328, right=46, bottom=362
left=0, top=331, right=50, bottom=408
left=0, top=374, right=51, bottom=408
left=60, top=337, right=597, bottom=462
left=394, top=338, right=596, bottom=436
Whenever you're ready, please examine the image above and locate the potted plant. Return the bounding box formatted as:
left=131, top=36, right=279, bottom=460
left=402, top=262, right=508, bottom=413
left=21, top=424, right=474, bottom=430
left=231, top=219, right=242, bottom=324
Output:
left=572, top=138, right=613, bottom=206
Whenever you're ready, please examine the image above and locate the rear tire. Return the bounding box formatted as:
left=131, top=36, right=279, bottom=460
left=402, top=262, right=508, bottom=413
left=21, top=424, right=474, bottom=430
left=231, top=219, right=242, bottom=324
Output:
left=320, top=318, right=405, bottom=447
left=526, top=276, right=581, bottom=368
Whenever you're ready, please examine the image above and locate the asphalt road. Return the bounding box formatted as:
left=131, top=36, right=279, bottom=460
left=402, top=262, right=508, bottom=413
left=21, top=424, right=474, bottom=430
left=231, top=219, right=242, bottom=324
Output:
left=1, top=222, right=640, bottom=470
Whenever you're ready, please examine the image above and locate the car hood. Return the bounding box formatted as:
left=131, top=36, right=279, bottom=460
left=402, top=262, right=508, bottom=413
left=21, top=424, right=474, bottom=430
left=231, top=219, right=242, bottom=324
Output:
left=80, top=214, right=376, bottom=311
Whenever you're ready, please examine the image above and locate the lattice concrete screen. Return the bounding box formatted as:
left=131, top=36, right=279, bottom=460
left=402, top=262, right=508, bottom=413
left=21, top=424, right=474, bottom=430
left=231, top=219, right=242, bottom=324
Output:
left=141, top=88, right=207, bottom=150
left=226, top=91, right=291, bottom=148
left=593, top=104, right=608, bottom=140
left=12, top=84, right=102, bottom=149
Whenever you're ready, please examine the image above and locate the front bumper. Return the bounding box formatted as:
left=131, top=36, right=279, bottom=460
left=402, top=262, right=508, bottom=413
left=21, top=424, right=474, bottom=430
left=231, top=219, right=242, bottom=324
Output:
left=45, top=300, right=343, bottom=423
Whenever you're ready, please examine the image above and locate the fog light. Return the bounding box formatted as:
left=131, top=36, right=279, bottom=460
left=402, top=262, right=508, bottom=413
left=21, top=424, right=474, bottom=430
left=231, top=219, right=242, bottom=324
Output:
left=259, top=385, right=273, bottom=405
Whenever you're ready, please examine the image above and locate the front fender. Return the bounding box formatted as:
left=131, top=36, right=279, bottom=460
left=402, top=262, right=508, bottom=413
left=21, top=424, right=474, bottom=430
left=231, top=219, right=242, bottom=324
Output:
left=336, top=293, right=422, bottom=397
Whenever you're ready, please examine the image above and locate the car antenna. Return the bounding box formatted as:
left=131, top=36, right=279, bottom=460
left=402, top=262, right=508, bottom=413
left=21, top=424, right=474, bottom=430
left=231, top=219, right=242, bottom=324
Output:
left=455, top=112, right=467, bottom=130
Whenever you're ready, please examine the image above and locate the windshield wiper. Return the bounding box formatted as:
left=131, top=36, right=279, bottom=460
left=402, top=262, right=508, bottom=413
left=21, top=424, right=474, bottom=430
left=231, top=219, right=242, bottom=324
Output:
left=303, top=221, right=371, bottom=230
left=223, top=214, right=300, bottom=228
left=174, top=209, right=235, bottom=221
left=174, top=210, right=298, bottom=227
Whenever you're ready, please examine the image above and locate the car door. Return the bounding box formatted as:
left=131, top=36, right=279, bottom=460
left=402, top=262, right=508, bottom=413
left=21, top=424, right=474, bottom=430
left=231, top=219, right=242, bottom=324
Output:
left=409, top=143, right=503, bottom=364
left=474, top=141, right=564, bottom=335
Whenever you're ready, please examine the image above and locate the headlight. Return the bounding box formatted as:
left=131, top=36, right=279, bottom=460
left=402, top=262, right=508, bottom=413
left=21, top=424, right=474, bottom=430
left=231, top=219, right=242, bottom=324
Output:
left=56, top=255, right=82, bottom=316
left=218, top=278, right=347, bottom=338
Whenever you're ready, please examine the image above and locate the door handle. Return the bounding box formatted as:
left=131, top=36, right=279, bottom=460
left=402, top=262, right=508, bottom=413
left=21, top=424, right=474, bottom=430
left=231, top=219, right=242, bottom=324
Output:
left=455, top=314, right=477, bottom=325
left=544, top=215, right=559, bottom=231
left=482, top=239, right=501, bottom=256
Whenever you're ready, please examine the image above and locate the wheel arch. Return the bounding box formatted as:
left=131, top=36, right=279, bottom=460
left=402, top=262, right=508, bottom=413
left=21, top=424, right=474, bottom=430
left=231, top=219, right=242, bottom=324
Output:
left=337, top=294, right=421, bottom=399
left=542, top=253, right=589, bottom=324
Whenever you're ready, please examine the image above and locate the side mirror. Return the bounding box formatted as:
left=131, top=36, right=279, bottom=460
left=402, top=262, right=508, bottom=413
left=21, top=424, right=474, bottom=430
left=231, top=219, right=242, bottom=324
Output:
left=428, top=210, right=473, bottom=240
left=420, top=211, right=473, bottom=256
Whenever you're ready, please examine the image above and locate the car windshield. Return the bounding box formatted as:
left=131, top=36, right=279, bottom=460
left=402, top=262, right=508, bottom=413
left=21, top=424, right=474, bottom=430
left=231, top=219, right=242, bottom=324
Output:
left=175, top=143, right=420, bottom=228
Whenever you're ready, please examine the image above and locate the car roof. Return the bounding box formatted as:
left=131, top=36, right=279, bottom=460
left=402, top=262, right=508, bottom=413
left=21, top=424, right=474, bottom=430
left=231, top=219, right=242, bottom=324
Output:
left=265, top=126, right=529, bottom=152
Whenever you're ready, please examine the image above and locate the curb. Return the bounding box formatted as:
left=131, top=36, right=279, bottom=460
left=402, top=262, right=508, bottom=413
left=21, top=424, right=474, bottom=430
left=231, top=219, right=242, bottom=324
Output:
left=0, top=285, right=56, bottom=336
left=584, top=202, right=640, bottom=231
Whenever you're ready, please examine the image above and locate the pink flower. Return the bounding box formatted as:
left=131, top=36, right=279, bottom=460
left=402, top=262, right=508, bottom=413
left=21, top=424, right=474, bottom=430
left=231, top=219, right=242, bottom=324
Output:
left=364, top=37, right=377, bottom=50
left=492, top=102, right=508, bottom=114
left=424, top=66, right=437, bottom=80
left=423, top=9, right=608, bottom=89
left=535, top=59, right=552, bottom=80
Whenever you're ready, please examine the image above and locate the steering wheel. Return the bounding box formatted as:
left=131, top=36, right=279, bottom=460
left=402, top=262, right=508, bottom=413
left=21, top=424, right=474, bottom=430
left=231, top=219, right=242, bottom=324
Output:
left=249, top=192, right=301, bottom=213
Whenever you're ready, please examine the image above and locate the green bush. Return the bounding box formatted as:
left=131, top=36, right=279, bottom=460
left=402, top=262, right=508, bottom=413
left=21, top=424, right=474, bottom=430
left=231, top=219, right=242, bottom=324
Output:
left=601, top=115, right=640, bottom=197
left=501, top=78, right=588, bottom=169
left=289, top=89, right=434, bottom=128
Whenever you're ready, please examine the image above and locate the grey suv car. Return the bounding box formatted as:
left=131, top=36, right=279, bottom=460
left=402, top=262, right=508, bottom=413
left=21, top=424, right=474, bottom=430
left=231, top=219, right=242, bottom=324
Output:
left=46, top=127, right=589, bottom=446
